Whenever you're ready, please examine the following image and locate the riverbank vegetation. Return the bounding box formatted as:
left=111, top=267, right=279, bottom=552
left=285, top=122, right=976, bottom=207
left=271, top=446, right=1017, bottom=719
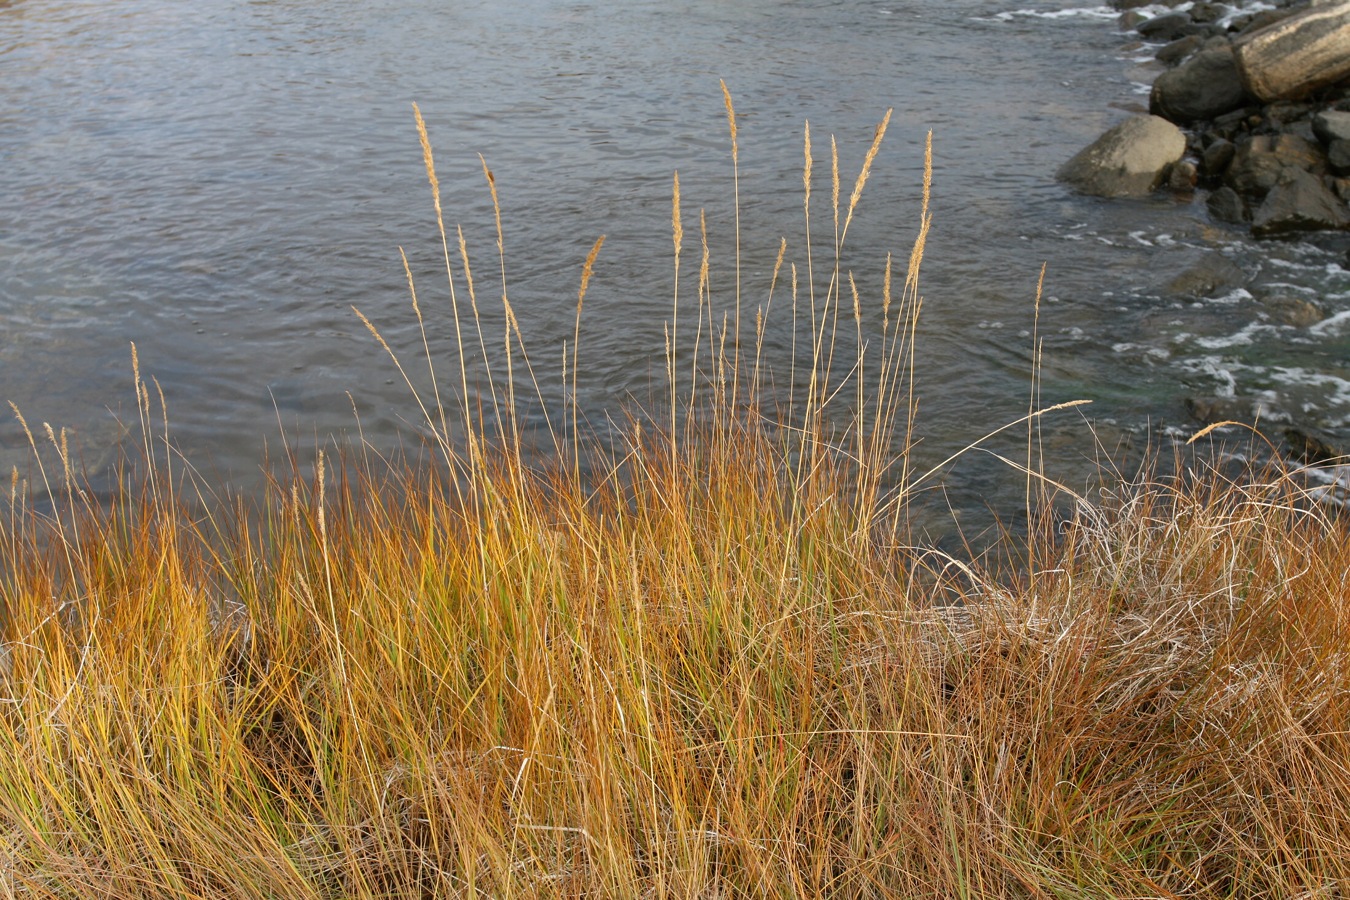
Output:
left=3, top=94, right=1349, bottom=898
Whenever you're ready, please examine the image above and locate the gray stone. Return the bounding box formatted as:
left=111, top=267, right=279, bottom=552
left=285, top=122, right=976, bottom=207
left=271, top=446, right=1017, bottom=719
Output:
left=1330, top=139, right=1350, bottom=176
left=1225, top=133, right=1326, bottom=197
left=1157, top=34, right=1204, bottom=66
left=1190, top=1, right=1226, bottom=24
left=1201, top=138, right=1236, bottom=181
left=1313, top=109, right=1350, bottom=144
left=1283, top=426, right=1348, bottom=465
left=1057, top=116, right=1188, bottom=198
left=1150, top=46, right=1248, bottom=124
left=1207, top=186, right=1249, bottom=223
left=1138, top=11, right=1201, bottom=41
left=1252, top=168, right=1350, bottom=237
left=1164, top=254, right=1247, bottom=297
left=1186, top=396, right=1254, bottom=426
left=1169, top=158, right=1199, bottom=191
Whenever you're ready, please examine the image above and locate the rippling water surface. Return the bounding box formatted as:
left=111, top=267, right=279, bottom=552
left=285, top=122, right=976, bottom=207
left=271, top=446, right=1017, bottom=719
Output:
left=3, top=0, right=1348, bottom=531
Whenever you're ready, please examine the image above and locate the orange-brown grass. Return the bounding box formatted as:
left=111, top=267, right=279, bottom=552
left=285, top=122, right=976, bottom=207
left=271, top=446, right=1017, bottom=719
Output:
left=3, top=94, right=1350, bottom=899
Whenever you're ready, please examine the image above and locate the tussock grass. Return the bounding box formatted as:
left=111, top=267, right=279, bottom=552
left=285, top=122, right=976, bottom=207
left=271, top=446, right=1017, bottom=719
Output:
left=3, top=93, right=1350, bottom=898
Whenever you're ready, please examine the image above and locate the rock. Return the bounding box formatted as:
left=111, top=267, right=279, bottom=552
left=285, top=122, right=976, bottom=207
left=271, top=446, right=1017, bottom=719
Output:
left=1261, top=295, right=1325, bottom=327
left=1208, top=106, right=1258, bottom=142
left=1164, top=254, right=1246, bottom=296
left=1225, top=133, right=1326, bottom=198
left=1201, top=138, right=1236, bottom=181
left=1264, top=101, right=1315, bottom=129
left=1234, top=2, right=1350, bottom=102
left=1057, top=116, right=1187, bottom=198
left=1232, top=8, right=1300, bottom=37
left=1252, top=168, right=1350, bottom=237
left=1186, top=396, right=1254, bottom=426
left=1169, top=158, right=1199, bottom=191
left=1190, top=1, right=1227, bottom=25
left=1157, top=34, right=1204, bottom=67
left=1138, top=12, right=1201, bottom=41
left=1207, top=186, right=1250, bottom=223
left=1283, top=425, right=1348, bottom=464
left=1313, top=109, right=1350, bottom=144
left=1150, top=46, right=1248, bottom=124
left=1330, top=139, right=1350, bottom=175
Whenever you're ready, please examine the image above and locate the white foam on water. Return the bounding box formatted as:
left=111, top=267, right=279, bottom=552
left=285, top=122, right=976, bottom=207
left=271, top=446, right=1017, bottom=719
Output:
left=1111, top=341, right=1171, bottom=361
left=1185, top=320, right=1277, bottom=349
left=977, top=7, right=1120, bottom=24
left=1180, top=355, right=1240, bottom=397
left=1205, top=287, right=1254, bottom=307
left=1267, top=367, right=1350, bottom=410
left=1310, top=308, right=1350, bottom=338
left=1260, top=282, right=1319, bottom=297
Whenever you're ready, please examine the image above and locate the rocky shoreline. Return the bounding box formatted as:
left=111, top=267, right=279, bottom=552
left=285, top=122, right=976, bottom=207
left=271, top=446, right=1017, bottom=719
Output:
left=1059, top=0, right=1350, bottom=472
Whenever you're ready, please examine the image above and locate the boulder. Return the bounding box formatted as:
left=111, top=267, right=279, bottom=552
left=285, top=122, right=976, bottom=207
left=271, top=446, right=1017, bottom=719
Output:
left=1251, top=168, right=1350, bottom=237
left=1164, top=254, right=1246, bottom=296
left=1283, top=426, right=1348, bottom=465
left=1150, top=46, right=1249, bottom=124
left=1201, top=138, right=1236, bottom=182
left=1189, top=2, right=1226, bottom=25
left=1186, top=396, right=1255, bottom=426
left=1225, top=133, right=1326, bottom=198
left=1207, top=186, right=1249, bottom=223
left=1157, top=34, right=1204, bottom=67
left=1138, top=12, right=1201, bottom=41
left=1330, top=139, right=1350, bottom=175
left=1234, top=2, right=1350, bottom=102
left=1261, top=295, right=1325, bottom=327
left=1168, top=158, right=1199, bottom=191
left=1313, top=109, right=1350, bottom=144
left=1057, top=116, right=1187, bottom=198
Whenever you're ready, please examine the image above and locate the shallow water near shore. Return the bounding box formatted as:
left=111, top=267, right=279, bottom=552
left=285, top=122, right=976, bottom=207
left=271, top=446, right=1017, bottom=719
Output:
left=2, top=0, right=1347, bottom=535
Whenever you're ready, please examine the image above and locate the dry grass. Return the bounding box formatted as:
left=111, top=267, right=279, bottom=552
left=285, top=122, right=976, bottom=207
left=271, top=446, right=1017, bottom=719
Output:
left=3, top=94, right=1350, bottom=899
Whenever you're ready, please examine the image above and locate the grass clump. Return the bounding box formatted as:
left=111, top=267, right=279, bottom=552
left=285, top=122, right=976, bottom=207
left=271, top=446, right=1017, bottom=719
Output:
left=3, top=92, right=1350, bottom=898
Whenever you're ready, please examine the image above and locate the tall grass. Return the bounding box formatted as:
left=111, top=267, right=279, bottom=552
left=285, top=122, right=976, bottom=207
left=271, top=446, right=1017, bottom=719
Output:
left=2, top=93, right=1350, bottom=898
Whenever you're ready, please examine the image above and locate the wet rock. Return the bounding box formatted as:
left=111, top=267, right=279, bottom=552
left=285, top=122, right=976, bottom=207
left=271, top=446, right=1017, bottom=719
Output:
left=1169, top=159, right=1199, bottom=191
left=1164, top=254, right=1246, bottom=297
left=1231, top=8, right=1300, bottom=37
left=1057, top=115, right=1187, bottom=198
left=1251, top=168, right=1350, bottom=237
left=1283, top=425, right=1348, bottom=465
left=1138, top=12, right=1202, bottom=41
left=1207, top=185, right=1250, bottom=223
left=1189, top=1, right=1227, bottom=25
left=1150, top=45, right=1249, bottom=124
left=1201, top=138, right=1236, bottom=182
left=1330, top=139, right=1350, bottom=176
left=1264, top=101, right=1315, bottom=129
left=1208, top=106, right=1259, bottom=142
left=1261, top=294, right=1325, bottom=327
left=1157, top=34, right=1204, bottom=67
left=1225, top=133, right=1326, bottom=198
left=1186, top=396, right=1254, bottom=426
left=1313, top=109, right=1350, bottom=144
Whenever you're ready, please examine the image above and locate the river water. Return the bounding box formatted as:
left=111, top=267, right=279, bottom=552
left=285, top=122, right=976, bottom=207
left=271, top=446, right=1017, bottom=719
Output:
left=3, top=0, right=1348, bottom=534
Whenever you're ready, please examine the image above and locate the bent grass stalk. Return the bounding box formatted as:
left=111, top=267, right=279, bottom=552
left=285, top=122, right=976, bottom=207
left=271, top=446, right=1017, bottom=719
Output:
left=2, top=93, right=1350, bottom=899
